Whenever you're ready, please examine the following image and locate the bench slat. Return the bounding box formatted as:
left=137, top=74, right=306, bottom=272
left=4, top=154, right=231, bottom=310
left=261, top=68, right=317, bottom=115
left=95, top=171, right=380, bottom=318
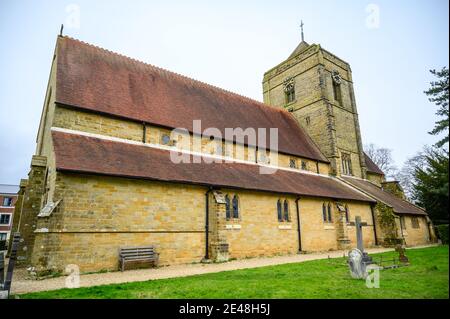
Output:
left=121, top=256, right=158, bottom=261
left=121, top=254, right=157, bottom=259
left=121, top=251, right=156, bottom=255
left=120, top=246, right=155, bottom=251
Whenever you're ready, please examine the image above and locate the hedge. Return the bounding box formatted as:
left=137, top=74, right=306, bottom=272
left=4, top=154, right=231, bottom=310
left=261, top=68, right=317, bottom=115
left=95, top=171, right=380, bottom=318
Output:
left=436, top=224, right=449, bottom=244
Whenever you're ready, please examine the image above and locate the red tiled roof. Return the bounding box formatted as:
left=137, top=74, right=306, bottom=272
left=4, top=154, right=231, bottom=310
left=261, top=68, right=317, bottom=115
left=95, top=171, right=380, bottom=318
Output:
left=341, top=177, right=427, bottom=216
left=55, top=36, right=328, bottom=163
left=364, top=153, right=384, bottom=175
left=52, top=130, right=374, bottom=203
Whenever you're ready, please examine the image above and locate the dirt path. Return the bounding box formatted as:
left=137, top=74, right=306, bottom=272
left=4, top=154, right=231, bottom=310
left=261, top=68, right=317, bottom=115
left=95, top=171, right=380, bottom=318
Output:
left=10, top=244, right=438, bottom=295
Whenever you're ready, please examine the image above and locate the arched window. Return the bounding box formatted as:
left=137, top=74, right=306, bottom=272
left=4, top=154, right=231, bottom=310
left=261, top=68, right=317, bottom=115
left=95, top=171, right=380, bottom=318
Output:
left=225, top=195, right=231, bottom=220
left=322, top=203, right=327, bottom=222
left=232, top=195, right=239, bottom=219
left=283, top=200, right=289, bottom=222
left=327, top=203, right=332, bottom=223
left=345, top=204, right=350, bottom=223
left=277, top=200, right=283, bottom=222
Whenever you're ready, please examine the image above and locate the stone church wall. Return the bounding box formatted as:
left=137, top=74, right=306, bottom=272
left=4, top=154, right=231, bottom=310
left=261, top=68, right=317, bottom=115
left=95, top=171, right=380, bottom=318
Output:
left=29, top=172, right=376, bottom=274
left=401, top=215, right=431, bottom=247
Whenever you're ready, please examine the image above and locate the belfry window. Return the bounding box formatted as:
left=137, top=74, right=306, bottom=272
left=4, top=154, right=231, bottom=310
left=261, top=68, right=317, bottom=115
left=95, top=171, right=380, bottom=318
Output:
left=333, top=81, right=342, bottom=105
left=283, top=77, right=296, bottom=104
left=341, top=153, right=353, bottom=176
left=332, top=71, right=343, bottom=105
left=286, top=87, right=295, bottom=103
left=345, top=204, right=350, bottom=223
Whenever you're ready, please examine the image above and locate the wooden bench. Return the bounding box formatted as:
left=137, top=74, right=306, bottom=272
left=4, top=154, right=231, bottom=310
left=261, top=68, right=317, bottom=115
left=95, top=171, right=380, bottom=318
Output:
left=119, top=246, right=159, bottom=272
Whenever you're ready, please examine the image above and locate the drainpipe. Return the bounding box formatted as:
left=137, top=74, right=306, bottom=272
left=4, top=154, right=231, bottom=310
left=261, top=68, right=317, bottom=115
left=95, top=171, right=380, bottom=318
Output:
left=426, top=219, right=433, bottom=243
left=370, top=203, right=379, bottom=246
left=295, top=196, right=302, bottom=253
left=398, top=216, right=406, bottom=245
left=204, top=187, right=213, bottom=260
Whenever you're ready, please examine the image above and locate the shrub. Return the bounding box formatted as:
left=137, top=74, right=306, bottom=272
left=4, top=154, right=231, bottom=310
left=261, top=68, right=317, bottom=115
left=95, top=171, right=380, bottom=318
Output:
left=436, top=224, right=449, bottom=244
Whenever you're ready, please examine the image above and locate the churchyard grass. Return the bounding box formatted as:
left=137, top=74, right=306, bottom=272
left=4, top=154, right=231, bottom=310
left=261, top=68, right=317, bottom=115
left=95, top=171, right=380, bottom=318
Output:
left=19, top=245, right=448, bottom=299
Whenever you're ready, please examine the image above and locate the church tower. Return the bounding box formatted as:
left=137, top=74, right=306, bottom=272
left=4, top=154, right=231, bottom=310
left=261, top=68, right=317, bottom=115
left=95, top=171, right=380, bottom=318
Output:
left=262, top=27, right=367, bottom=178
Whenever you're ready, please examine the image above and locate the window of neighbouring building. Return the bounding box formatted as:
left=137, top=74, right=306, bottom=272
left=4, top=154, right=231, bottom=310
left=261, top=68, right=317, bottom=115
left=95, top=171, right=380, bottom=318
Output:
left=0, top=214, right=10, bottom=225
left=411, top=217, right=420, bottom=229
left=0, top=233, right=7, bottom=241
left=2, top=197, right=13, bottom=207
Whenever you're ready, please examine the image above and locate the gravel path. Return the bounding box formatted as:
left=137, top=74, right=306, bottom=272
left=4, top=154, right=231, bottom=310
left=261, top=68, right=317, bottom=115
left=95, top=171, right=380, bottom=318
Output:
left=10, top=244, right=438, bottom=295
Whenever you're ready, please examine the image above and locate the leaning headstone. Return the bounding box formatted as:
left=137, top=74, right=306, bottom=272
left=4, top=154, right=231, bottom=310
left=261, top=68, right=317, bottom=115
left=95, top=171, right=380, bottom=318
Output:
left=395, top=244, right=409, bottom=264
left=348, top=248, right=368, bottom=279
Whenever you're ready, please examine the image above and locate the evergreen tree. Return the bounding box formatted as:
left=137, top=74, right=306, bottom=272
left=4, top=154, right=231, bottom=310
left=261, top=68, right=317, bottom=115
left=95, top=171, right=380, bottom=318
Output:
left=412, top=148, right=449, bottom=224
left=424, top=67, right=449, bottom=148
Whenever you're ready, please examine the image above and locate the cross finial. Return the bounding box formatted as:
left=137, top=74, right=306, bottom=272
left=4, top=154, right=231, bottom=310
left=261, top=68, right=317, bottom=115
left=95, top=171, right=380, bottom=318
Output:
left=300, top=20, right=305, bottom=42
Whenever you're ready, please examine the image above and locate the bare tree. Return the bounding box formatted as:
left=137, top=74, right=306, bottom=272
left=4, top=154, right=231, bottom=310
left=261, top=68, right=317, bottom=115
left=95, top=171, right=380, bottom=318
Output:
left=393, top=146, right=434, bottom=201
left=364, top=143, right=398, bottom=178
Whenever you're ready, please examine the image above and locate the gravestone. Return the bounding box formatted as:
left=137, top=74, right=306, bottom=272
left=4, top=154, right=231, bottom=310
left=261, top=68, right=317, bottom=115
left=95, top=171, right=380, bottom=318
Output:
left=348, top=216, right=373, bottom=279
left=395, top=244, right=409, bottom=264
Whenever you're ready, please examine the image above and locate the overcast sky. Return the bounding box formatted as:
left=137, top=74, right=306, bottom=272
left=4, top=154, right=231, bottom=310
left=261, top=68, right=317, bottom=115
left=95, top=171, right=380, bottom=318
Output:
left=0, top=0, right=448, bottom=185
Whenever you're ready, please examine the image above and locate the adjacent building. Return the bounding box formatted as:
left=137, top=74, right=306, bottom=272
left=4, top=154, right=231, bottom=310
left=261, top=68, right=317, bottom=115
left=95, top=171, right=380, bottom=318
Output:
left=0, top=184, right=19, bottom=250
left=11, top=35, right=435, bottom=274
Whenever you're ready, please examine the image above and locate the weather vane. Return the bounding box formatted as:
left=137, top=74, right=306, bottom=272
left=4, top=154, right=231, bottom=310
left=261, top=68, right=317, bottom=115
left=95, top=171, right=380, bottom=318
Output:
left=300, top=20, right=305, bottom=42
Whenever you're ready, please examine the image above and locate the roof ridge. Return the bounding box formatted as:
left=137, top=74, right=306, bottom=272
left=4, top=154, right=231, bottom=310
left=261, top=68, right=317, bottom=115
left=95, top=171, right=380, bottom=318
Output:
left=61, top=36, right=290, bottom=116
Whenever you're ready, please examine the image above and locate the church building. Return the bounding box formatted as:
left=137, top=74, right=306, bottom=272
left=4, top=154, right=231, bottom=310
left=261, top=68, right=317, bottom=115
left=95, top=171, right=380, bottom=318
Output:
left=11, top=33, right=435, bottom=274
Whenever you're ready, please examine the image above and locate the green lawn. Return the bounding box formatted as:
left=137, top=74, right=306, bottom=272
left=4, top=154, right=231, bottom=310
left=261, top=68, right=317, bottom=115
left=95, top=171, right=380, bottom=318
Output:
left=19, top=246, right=449, bottom=299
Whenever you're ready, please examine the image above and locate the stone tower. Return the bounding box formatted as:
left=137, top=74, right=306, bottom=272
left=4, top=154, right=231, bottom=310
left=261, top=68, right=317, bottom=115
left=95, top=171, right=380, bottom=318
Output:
left=262, top=39, right=366, bottom=178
